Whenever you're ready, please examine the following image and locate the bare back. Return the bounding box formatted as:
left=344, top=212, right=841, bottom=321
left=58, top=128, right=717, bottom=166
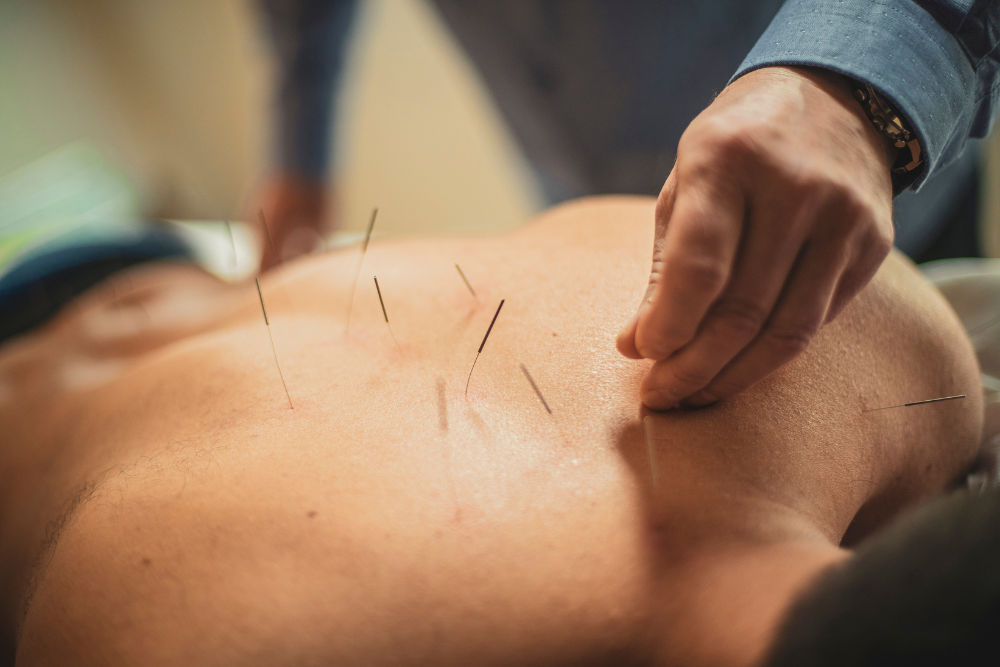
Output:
left=0, top=197, right=982, bottom=666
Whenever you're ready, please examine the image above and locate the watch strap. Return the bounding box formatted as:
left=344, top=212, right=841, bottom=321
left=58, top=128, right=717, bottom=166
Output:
left=849, top=81, right=924, bottom=194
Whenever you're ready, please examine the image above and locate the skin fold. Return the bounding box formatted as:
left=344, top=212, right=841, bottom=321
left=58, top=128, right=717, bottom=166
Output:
left=0, top=197, right=982, bottom=666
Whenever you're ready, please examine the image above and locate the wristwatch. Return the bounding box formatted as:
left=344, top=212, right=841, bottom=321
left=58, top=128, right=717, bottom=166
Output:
left=849, top=81, right=924, bottom=193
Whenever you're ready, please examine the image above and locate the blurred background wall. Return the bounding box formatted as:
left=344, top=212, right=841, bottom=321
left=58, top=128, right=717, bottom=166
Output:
left=0, top=0, right=541, bottom=237
left=0, top=0, right=996, bottom=247
left=983, top=134, right=1000, bottom=257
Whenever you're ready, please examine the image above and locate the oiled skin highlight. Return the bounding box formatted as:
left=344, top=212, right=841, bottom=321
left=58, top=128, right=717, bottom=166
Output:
left=0, top=197, right=982, bottom=666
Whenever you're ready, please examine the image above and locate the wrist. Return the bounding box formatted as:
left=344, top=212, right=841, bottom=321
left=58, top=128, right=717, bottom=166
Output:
left=844, top=79, right=923, bottom=194
left=757, top=66, right=909, bottom=194
left=796, top=68, right=901, bottom=167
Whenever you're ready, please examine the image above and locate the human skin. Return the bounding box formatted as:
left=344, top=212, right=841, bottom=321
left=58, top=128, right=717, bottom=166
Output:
left=0, top=197, right=981, bottom=666
left=618, top=66, right=896, bottom=410
left=256, top=64, right=896, bottom=412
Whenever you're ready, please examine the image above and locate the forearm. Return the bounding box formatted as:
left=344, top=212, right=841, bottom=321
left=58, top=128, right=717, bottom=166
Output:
left=258, top=0, right=360, bottom=179
left=732, top=0, right=1000, bottom=192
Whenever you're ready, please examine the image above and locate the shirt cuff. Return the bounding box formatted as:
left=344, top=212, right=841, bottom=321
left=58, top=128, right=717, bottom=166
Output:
left=731, top=0, right=976, bottom=191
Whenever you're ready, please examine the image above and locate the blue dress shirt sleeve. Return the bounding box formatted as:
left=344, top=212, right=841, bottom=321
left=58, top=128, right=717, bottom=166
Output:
left=733, top=0, right=1000, bottom=191
left=258, top=0, right=359, bottom=180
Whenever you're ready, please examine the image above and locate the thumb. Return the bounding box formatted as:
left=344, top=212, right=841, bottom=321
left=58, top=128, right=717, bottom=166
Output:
left=617, top=170, right=678, bottom=359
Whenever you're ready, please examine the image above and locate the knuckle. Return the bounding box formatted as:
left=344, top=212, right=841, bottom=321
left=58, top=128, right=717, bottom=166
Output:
left=842, top=194, right=871, bottom=225
left=798, top=176, right=851, bottom=212
left=784, top=167, right=826, bottom=195
left=635, top=319, right=687, bottom=360
left=679, top=119, right=755, bottom=169
left=654, top=194, right=673, bottom=230
left=709, top=125, right=752, bottom=157
left=636, top=327, right=689, bottom=360
left=637, top=339, right=674, bottom=361
left=868, top=224, right=894, bottom=257
left=654, top=193, right=669, bottom=219
left=648, top=255, right=666, bottom=283
left=666, top=253, right=729, bottom=296
left=677, top=210, right=731, bottom=248
left=709, top=296, right=769, bottom=339
left=761, top=320, right=819, bottom=358
left=830, top=192, right=870, bottom=234
left=667, top=364, right=715, bottom=392
left=675, top=152, right=716, bottom=185
left=704, top=376, right=753, bottom=401
left=837, top=216, right=891, bottom=267
left=796, top=183, right=879, bottom=249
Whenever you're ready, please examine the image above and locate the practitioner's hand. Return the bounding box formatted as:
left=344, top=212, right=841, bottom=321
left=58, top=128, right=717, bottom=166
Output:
left=617, top=66, right=897, bottom=410
left=252, top=173, right=331, bottom=272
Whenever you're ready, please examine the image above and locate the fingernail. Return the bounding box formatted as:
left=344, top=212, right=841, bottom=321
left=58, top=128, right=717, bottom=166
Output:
left=681, top=391, right=717, bottom=408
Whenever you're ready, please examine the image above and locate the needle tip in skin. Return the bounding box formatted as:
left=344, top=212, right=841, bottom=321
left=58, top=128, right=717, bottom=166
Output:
left=346, top=208, right=379, bottom=334
left=466, top=299, right=505, bottom=395
left=374, top=276, right=402, bottom=352
left=863, top=393, right=966, bottom=413
left=255, top=278, right=293, bottom=409
left=455, top=264, right=478, bottom=300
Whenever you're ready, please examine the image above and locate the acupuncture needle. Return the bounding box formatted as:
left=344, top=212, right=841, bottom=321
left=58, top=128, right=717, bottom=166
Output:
left=257, top=211, right=299, bottom=318
left=466, top=299, right=505, bottom=395
left=455, top=264, right=479, bottom=300
left=519, top=363, right=552, bottom=413
left=258, top=209, right=278, bottom=259
left=346, top=208, right=378, bottom=333
left=643, top=416, right=658, bottom=487
left=373, top=276, right=402, bottom=352
left=255, top=278, right=293, bottom=409
left=863, top=394, right=965, bottom=413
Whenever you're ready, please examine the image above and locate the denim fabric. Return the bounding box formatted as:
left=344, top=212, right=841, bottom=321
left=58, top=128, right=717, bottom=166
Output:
left=735, top=0, right=1000, bottom=191
left=267, top=1, right=998, bottom=193
left=430, top=0, right=786, bottom=198
left=264, top=0, right=788, bottom=195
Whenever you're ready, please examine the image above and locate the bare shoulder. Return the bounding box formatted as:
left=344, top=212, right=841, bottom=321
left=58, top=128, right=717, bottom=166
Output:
left=814, top=247, right=983, bottom=540
left=849, top=249, right=976, bottom=394
left=516, top=195, right=655, bottom=249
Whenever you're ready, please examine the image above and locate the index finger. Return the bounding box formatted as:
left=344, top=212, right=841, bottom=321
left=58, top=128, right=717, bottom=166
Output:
left=634, top=176, right=745, bottom=360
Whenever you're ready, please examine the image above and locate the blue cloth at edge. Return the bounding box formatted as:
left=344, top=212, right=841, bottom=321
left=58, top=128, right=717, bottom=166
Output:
left=0, top=224, right=194, bottom=345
